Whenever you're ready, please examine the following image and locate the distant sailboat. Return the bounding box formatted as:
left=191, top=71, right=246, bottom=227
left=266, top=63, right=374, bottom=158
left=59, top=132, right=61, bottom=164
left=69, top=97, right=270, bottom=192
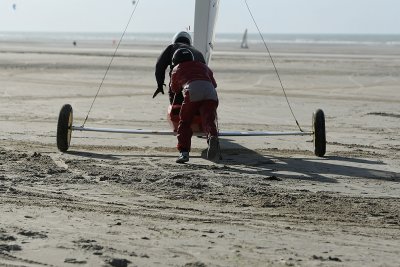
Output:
left=241, top=29, right=249, bottom=49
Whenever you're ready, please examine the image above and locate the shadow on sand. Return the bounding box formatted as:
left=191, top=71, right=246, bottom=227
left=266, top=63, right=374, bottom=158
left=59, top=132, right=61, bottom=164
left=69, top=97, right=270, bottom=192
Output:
left=200, top=138, right=399, bottom=184
left=66, top=137, right=398, bottom=184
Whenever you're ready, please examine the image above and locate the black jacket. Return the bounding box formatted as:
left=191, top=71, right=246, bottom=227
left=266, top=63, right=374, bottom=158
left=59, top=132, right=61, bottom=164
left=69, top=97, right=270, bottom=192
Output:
left=155, top=43, right=206, bottom=89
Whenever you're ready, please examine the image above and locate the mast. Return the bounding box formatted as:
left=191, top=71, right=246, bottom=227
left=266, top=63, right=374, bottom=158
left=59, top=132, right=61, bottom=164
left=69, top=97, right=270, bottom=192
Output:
left=193, top=0, right=220, bottom=65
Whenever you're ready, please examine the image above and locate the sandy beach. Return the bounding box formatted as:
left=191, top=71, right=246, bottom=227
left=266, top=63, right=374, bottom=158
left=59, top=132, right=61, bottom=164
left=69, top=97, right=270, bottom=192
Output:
left=0, top=38, right=399, bottom=266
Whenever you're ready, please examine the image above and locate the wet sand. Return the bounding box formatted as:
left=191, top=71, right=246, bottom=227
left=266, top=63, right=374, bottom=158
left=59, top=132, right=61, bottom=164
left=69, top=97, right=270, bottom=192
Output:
left=0, top=39, right=399, bottom=266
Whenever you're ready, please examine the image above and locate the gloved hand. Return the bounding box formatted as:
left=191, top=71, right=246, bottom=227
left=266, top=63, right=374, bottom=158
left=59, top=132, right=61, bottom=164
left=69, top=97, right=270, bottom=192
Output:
left=152, top=84, right=165, bottom=98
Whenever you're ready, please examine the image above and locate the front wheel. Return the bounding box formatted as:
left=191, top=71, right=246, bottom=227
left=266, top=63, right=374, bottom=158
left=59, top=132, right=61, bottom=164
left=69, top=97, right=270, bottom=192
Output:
left=313, top=109, right=326, bottom=157
left=57, top=104, right=73, bottom=152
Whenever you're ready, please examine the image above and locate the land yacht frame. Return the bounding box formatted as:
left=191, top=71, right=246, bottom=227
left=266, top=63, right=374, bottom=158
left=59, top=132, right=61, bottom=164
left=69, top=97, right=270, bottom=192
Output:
left=56, top=0, right=326, bottom=157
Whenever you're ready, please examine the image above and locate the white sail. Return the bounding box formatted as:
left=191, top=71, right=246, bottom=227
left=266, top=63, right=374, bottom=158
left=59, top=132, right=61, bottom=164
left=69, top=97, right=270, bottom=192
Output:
left=193, top=0, right=220, bottom=65
left=241, top=29, right=249, bottom=49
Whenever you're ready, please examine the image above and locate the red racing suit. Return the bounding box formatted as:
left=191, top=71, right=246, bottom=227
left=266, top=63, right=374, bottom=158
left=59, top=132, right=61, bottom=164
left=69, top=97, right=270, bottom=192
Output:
left=170, top=61, right=218, bottom=152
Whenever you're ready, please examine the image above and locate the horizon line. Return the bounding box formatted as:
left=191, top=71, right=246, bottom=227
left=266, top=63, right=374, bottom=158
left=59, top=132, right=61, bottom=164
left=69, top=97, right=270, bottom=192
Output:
left=1, top=30, right=400, bottom=36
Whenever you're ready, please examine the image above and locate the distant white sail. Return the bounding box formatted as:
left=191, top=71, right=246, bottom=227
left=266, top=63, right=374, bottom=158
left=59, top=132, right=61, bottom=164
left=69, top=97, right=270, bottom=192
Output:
left=241, top=29, right=249, bottom=49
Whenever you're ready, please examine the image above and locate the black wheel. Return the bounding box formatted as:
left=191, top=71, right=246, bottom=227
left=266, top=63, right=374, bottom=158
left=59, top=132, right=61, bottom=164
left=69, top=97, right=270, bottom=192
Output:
left=313, top=109, right=326, bottom=157
left=57, top=104, right=73, bottom=152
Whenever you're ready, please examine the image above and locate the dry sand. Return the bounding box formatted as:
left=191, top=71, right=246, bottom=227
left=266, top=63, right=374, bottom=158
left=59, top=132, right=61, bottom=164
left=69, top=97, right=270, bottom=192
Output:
left=0, top=39, right=399, bottom=266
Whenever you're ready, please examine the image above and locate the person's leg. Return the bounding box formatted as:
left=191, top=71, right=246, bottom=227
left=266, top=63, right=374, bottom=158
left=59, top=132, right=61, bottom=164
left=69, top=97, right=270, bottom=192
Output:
left=199, top=100, right=219, bottom=160
left=199, top=100, right=218, bottom=137
left=176, top=92, right=199, bottom=162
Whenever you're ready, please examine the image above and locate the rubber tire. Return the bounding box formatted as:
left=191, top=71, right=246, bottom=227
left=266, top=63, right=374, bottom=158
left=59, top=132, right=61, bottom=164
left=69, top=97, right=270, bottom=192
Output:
left=57, top=104, right=73, bottom=152
left=313, top=109, right=326, bottom=157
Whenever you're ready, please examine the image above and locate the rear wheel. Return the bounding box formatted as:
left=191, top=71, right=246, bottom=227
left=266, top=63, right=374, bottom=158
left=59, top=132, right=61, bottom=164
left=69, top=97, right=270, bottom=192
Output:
left=313, top=109, right=326, bottom=157
left=57, top=104, right=73, bottom=152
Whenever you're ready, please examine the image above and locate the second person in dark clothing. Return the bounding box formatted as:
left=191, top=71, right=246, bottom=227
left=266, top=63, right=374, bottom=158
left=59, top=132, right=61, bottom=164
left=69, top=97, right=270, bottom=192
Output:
left=154, top=31, right=206, bottom=105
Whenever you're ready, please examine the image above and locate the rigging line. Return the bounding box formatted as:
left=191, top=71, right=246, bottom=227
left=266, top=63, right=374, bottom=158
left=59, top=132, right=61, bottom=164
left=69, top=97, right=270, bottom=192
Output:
left=82, top=0, right=141, bottom=127
left=243, top=0, right=304, bottom=132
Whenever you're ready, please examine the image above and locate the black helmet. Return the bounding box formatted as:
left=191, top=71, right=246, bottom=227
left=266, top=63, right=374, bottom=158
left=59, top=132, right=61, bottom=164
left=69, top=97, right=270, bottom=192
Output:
left=172, top=48, right=194, bottom=65
left=172, top=31, right=192, bottom=45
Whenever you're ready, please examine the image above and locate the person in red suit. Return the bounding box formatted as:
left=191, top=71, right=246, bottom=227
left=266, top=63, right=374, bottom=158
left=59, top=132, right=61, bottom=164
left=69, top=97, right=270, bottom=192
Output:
left=170, top=48, right=219, bottom=163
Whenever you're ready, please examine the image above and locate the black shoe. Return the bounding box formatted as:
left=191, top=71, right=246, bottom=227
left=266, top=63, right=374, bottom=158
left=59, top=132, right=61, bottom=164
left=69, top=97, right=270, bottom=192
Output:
left=207, top=136, right=219, bottom=160
left=176, top=152, right=189, bottom=163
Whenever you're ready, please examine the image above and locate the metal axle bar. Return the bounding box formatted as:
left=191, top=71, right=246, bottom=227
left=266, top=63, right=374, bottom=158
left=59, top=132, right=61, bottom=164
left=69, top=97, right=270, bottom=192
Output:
left=72, top=126, right=312, bottom=137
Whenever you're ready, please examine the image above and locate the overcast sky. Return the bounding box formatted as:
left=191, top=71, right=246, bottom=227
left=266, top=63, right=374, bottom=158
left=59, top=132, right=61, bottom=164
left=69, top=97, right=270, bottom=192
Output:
left=0, top=0, right=399, bottom=34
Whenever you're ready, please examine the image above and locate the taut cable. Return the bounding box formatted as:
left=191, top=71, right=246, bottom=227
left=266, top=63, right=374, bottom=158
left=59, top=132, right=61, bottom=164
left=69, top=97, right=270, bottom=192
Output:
left=244, top=0, right=303, bottom=132
left=82, top=0, right=141, bottom=127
